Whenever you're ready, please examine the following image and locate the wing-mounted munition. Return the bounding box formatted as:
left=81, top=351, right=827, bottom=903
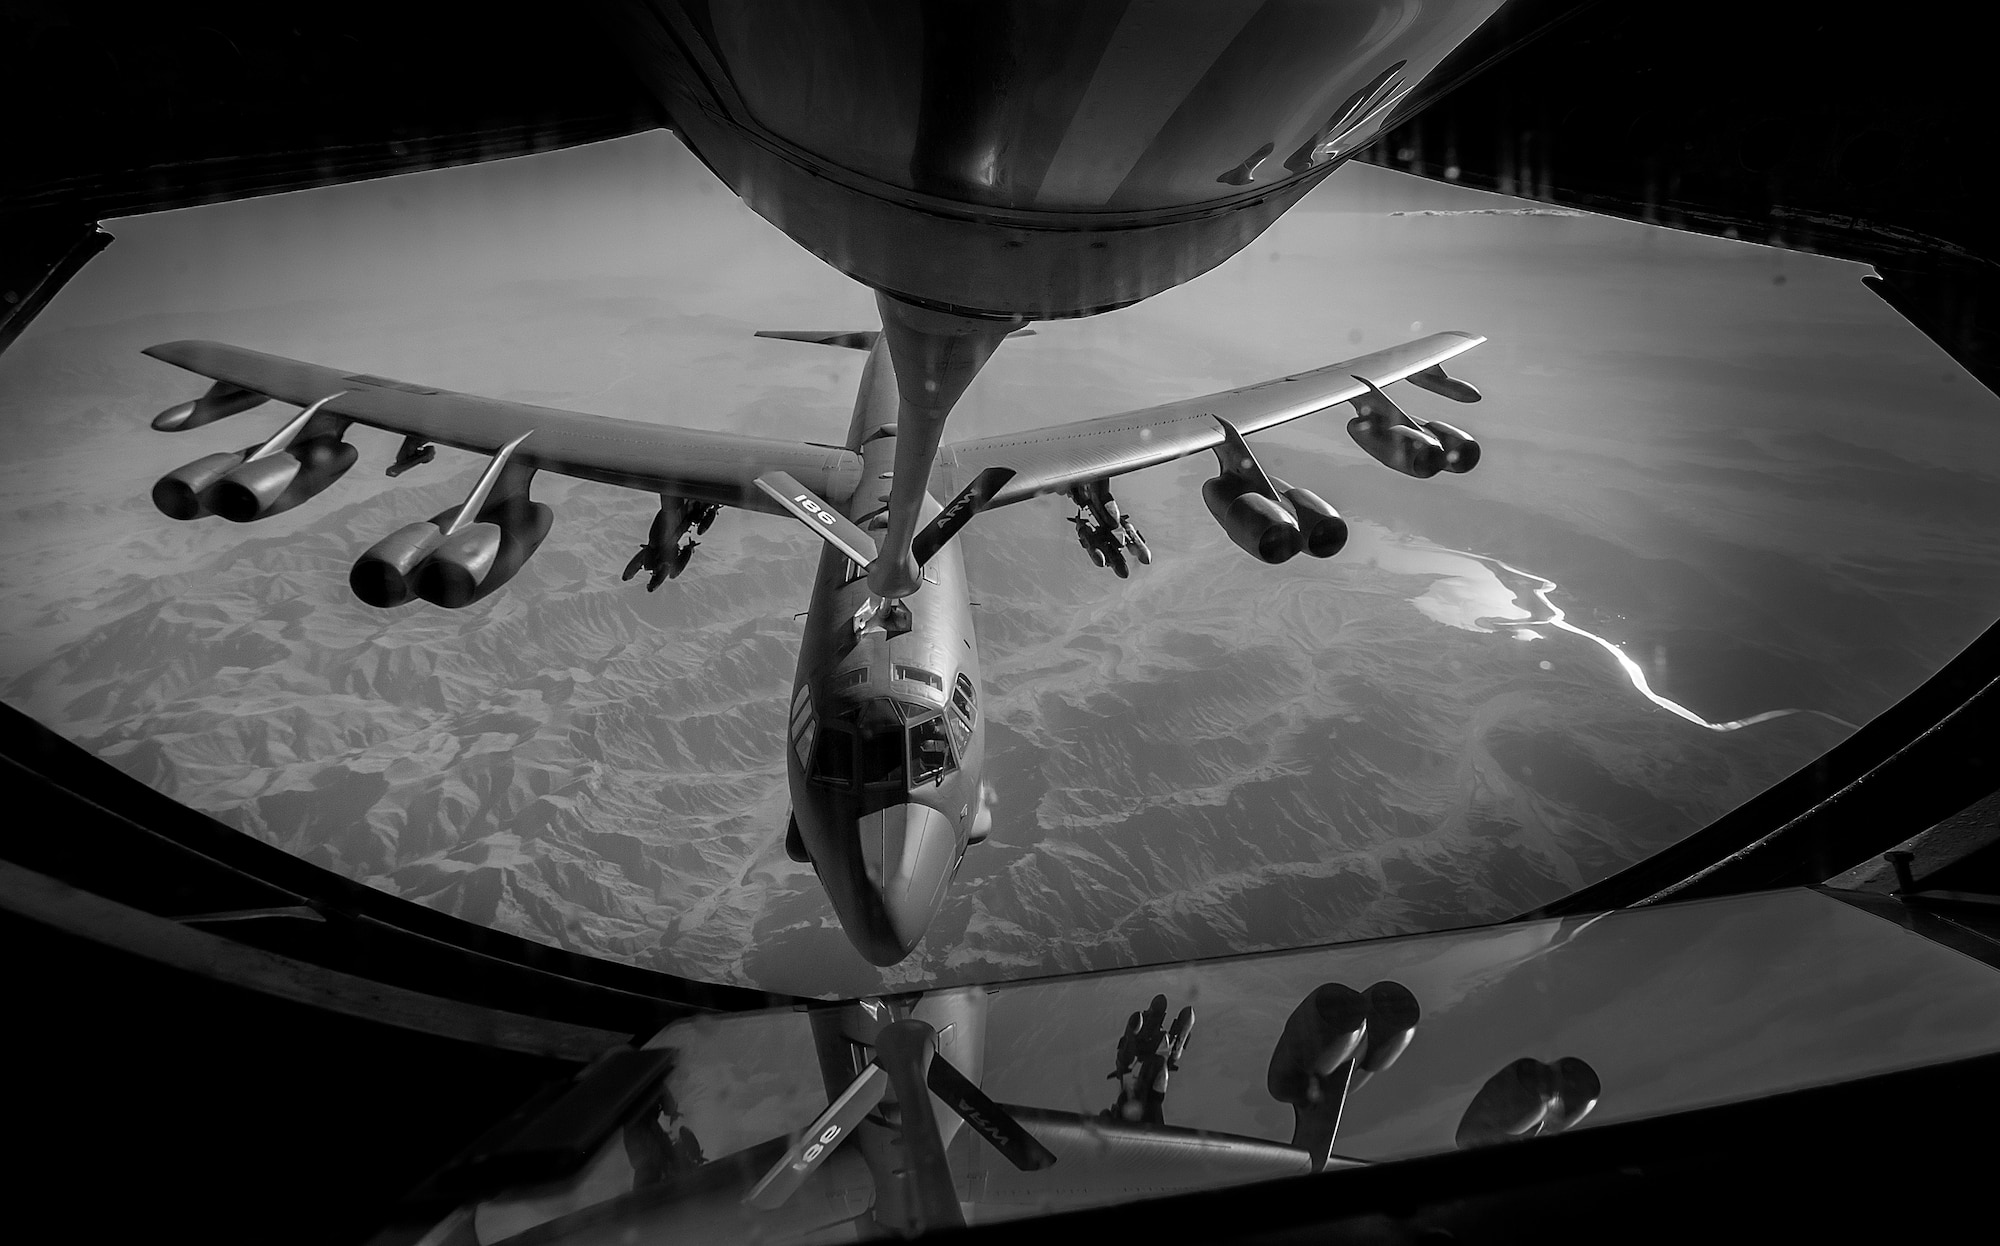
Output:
left=1201, top=417, right=1348, bottom=563
left=1347, top=371, right=1482, bottom=477
left=1067, top=478, right=1151, bottom=578
left=152, top=392, right=356, bottom=521
left=350, top=432, right=550, bottom=609
left=1106, top=993, right=1198, bottom=1125
left=622, top=496, right=719, bottom=591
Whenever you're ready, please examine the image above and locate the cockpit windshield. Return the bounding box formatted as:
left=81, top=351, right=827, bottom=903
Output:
left=858, top=717, right=906, bottom=786
left=811, top=699, right=957, bottom=790
left=908, top=714, right=953, bottom=785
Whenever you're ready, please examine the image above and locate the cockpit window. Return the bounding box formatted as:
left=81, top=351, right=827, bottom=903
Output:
left=859, top=718, right=906, bottom=786
left=816, top=702, right=958, bottom=788
left=947, top=673, right=975, bottom=754
left=790, top=691, right=817, bottom=771
left=909, top=713, right=955, bottom=786
left=810, top=723, right=854, bottom=787
left=894, top=664, right=944, bottom=693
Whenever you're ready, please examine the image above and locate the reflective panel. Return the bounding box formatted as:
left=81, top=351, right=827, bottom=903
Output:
left=696, top=0, right=1496, bottom=212
left=443, top=890, right=2000, bottom=1242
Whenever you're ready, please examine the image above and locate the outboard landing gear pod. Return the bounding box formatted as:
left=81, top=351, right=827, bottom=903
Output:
left=622, top=497, right=717, bottom=591
left=150, top=379, right=268, bottom=431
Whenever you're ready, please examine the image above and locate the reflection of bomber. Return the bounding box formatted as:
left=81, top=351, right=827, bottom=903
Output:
left=730, top=977, right=1583, bottom=1239
left=138, top=2, right=1502, bottom=968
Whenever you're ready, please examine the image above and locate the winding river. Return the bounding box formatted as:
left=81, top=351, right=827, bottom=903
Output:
left=1359, top=525, right=1858, bottom=733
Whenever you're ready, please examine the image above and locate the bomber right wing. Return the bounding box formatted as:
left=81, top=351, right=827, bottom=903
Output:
left=966, top=1106, right=1358, bottom=1211
left=938, top=331, right=1483, bottom=506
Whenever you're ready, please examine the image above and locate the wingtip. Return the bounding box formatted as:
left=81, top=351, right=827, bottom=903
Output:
left=141, top=339, right=225, bottom=365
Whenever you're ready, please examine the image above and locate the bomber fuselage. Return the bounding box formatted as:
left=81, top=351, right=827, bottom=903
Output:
left=788, top=341, right=988, bottom=965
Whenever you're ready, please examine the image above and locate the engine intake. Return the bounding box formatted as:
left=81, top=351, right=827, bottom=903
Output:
left=1273, top=480, right=1349, bottom=558
left=1203, top=478, right=1301, bottom=563
left=205, top=436, right=358, bottom=523
left=153, top=451, right=248, bottom=520
left=1422, top=419, right=1481, bottom=473
left=1347, top=413, right=1445, bottom=479
left=408, top=497, right=554, bottom=609
left=351, top=513, right=454, bottom=608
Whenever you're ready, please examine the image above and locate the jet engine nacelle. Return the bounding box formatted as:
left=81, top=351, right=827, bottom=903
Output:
left=204, top=436, right=359, bottom=523
left=151, top=435, right=358, bottom=522
left=152, top=451, right=249, bottom=520
left=1269, top=478, right=1349, bottom=559
left=350, top=511, right=456, bottom=608
left=410, top=497, right=554, bottom=609
left=1421, top=420, right=1481, bottom=473
left=1347, top=413, right=1446, bottom=479
left=1202, top=477, right=1301, bottom=564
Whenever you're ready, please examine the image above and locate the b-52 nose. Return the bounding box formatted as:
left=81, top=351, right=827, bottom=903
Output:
left=853, top=803, right=957, bottom=965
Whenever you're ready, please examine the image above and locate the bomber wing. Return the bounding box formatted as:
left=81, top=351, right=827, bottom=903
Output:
left=965, top=1106, right=1360, bottom=1210
left=939, top=331, right=1483, bottom=506
left=143, top=340, right=862, bottom=514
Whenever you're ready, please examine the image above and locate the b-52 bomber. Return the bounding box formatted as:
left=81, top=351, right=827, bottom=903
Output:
left=139, top=0, right=1507, bottom=966
left=141, top=322, right=1485, bottom=965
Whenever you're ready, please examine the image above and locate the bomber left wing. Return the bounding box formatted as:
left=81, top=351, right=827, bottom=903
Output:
left=938, top=331, right=1484, bottom=508
left=143, top=340, right=862, bottom=514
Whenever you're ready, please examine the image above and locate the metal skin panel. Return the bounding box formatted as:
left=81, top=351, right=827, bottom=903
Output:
left=609, top=0, right=1508, bottom=319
